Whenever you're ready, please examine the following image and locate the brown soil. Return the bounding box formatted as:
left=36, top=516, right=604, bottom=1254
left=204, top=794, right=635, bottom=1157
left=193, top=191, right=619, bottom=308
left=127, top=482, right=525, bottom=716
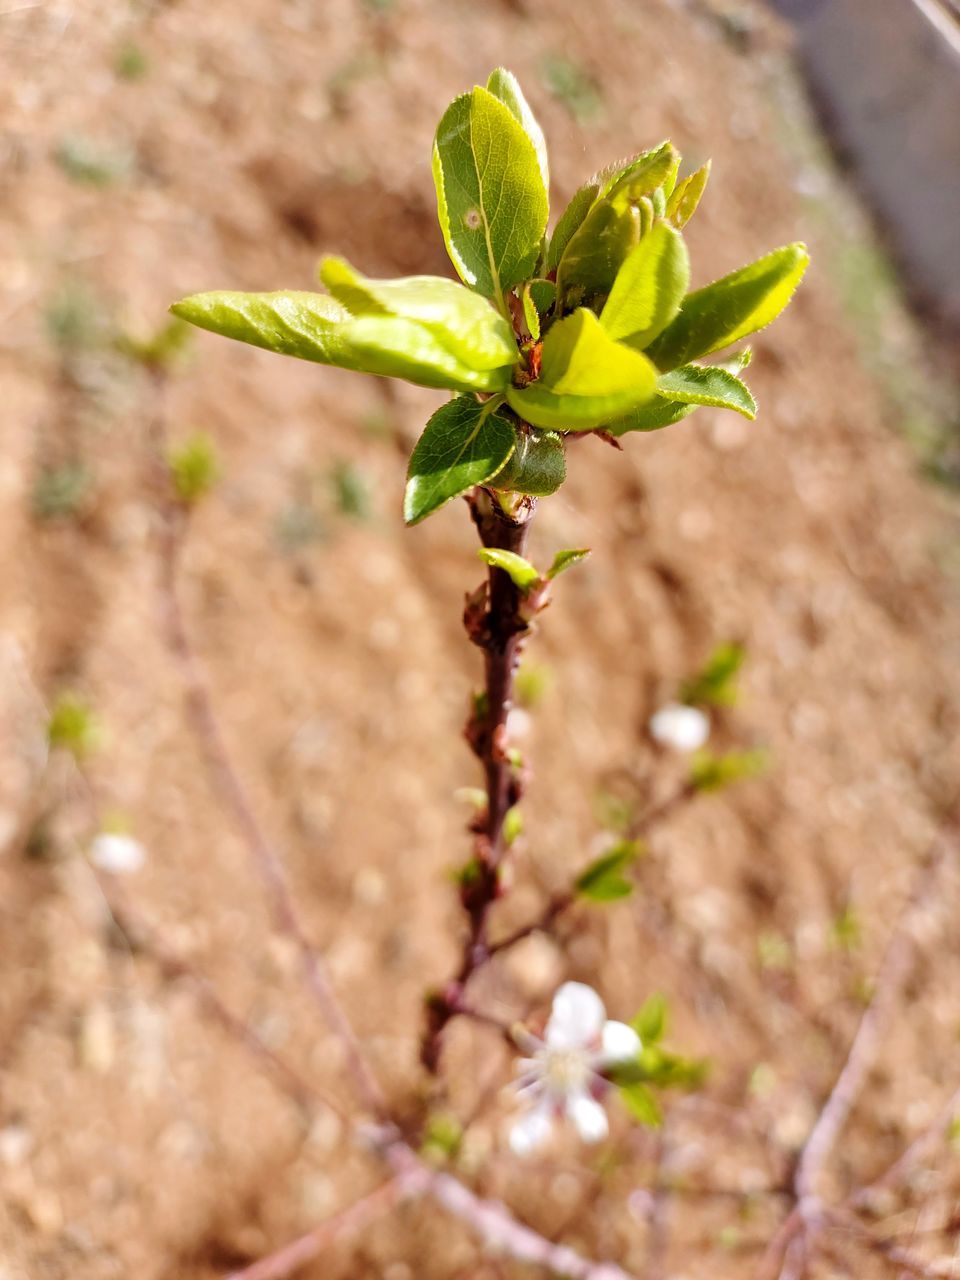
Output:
left=2, top=1, right=959, bottom=1277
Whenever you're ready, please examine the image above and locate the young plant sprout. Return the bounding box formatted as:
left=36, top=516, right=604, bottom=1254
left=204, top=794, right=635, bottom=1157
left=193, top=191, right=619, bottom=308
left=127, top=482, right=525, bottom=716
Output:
left=171, top=70, right=807, bottom=1098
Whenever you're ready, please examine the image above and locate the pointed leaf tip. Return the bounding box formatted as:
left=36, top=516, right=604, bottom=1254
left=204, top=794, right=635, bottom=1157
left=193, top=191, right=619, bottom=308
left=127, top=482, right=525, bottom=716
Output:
left=433, top=85, right=548, bottom=300
left=649, top=242, right=809, bottom=369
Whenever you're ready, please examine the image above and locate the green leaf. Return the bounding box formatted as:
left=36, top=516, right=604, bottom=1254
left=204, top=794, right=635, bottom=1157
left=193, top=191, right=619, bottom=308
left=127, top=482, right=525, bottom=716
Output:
left=521, top=283, right=540, bottom=340
left=168, top=433, right=220, bottom=505
left=689, top=748, right=769, bottom=792
left=575, top=838, right=642, bottom=901
left=666, top=160, right=711, bottom=228
left=172, top=289, right=354, bottom=363
left=631, top=993, right=668, bottom=1045
left=171, top=290, right=506, bottom=393
left=555, top=197, right=639, bottom=308
left=503, top=805, right=524, bottom=845
left=608, top=397, right=697, bottom=436
left=404, top=397, right=515, bottom=524
left=547, top=547, right=590, bottom=579
left=600, top=221, right=690, bottom=348
left=477, top=547, right=541, bottom=592
left=602, top=141, right=679, bottom=202
left=490, top=427, right=565, bottom=496
left=528, top=278, right=556, bottom=317
left=432, top=86, right=549, bottom=299
left=656, top=364, right=756, bottom=418
left=344, top=315, right=513, bottom=391
left=618, top=1082, right=662, bottom=1127
left=48, top=692, right=100, bottom=760
left=648, top=243, right=810, bottom=369
left=117, top=316, right=192, bottom=370
left=318, top=256, right=518, bottom=371
left=486, top=68, right=549, bottom=191
left=507, top=308, right=657, bottom=431
left=546, top=179, right=601, bottom=271
left=679, top=642, right=745, bottom=707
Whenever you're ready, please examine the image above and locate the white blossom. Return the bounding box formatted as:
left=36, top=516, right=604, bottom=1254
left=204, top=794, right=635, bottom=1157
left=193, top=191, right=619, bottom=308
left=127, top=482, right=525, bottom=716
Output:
left=649, top=702, right=709, bottom=752
left=508, top=982, right=641, bottom=1156
left=89, top=833, right=146, bottom=875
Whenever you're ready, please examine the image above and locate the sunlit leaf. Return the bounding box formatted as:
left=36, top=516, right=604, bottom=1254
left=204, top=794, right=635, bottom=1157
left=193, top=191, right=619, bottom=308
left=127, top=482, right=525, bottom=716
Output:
left=666, top=160, right=711, bottom=228
left=546, top=547, right=590, bottom=579
left=486, top=67, right=549, bottom=191
left=656, top=364, right=756, bottom=418
left=618, top=1082, right=663, bottom=1127
left=477, top=547, right=540, bottom=591
left=507, top=308, right=657, bottom=431
left=521, top=283, right=541, bottom=340
left=171, top=289, right=505, bottom=393
left=319, top=256, right=518, bottom=370
left=631, top=993, right=668, bottom=1045
left=433, top=86, right=549, bottom=299
left=555, top=198, right=639, bottom=308
left=546, top=179, right=601, bottom=271
left=603, top=140, right=679, bottom=202
left=600, top=221, right=690, bottom=348
left=575, top=838, right=641, bottom=901
left=342, top=315, right=512, bottom=391
left=171, top=290, right=355, bottom=364
left=404, top=397, right=515, bottom=524
left=648, top=243, right=809, bottom=369
left=608, top=397, right=697, bottom=435
left=679, top=642, right=746, bottom=707
left=689, top=747, right=769, bottom=792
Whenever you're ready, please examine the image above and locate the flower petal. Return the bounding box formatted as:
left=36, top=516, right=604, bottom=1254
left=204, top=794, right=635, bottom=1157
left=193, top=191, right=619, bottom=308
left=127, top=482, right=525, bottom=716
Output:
left=546, top=982, right=606, bottom=1048
left=567, top=1092, right=609, bottom=1144
left=649, top=702, right=710, bottom=752
left=509, top=1104, right=553, bottom=1157
left=599, top=1020, right=642, bottom=1065
left=89, top=833, right=146, bottom=874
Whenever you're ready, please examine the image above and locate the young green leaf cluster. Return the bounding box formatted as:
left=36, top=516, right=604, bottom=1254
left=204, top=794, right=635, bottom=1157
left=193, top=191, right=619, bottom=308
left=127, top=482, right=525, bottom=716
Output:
left=170, top=69, right=808, bottom=525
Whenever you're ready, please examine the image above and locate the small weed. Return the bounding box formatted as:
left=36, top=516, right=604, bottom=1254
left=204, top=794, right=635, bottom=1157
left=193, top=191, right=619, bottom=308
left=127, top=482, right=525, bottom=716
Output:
left=330, top=458, right=373, bottom=521
left=168, top=433, right=220, bottom=505
left=54, top=134, right=134, bottom=187
left=540, top=56, right=602, bottom=123
left=114, top=42, right=149, bottom=80
left=32, top=462, right=93, bottom=522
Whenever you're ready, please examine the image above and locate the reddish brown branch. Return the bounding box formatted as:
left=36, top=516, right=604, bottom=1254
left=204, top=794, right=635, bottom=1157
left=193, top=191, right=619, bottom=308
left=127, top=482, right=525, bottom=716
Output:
left=144, top=382, right=638, bottom=1279
left=421, top=488, right=536, bottom=1071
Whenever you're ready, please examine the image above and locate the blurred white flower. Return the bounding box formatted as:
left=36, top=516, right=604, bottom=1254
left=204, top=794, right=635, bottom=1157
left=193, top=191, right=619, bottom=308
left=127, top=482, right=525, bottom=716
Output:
left=505, top=706, right=533, bottom=743
left=508, top=981, right=641, bottom=1156
left=649, top=702, right=709, bottom=752
left=89, top=833, right=146, bottom=875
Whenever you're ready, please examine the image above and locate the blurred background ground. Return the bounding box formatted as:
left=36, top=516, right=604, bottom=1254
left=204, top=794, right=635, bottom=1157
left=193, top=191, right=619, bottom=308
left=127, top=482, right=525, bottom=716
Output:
left=1, top=1, right=960, bottom=1277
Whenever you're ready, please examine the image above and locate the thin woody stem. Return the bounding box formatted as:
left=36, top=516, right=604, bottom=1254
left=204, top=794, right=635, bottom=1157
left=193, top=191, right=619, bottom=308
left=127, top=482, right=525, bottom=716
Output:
left=146, top=370, right=387, bottom=1119
left=421, top=488, right=535, bottom=1071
